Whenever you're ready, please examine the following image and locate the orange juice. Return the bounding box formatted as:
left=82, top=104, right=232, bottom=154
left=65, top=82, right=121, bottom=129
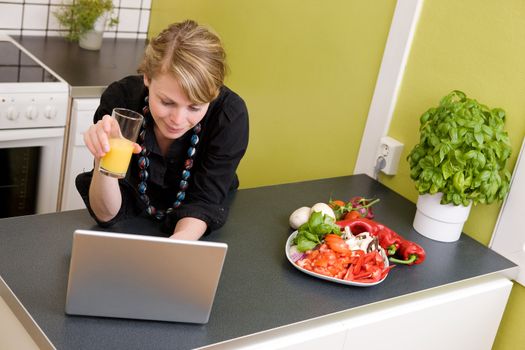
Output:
left=99, top=138, right=134, bottom=178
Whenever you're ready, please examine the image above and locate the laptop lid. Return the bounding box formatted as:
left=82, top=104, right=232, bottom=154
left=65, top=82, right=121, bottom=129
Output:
left=65, top=229, right=227, bottom=324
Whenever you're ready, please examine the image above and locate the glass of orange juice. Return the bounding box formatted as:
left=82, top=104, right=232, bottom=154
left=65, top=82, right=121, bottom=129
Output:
left=99, top=108, right=143, bottom=179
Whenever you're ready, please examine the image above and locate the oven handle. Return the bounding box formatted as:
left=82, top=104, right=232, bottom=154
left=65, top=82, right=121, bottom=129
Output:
left=0, top=127, right=64, bottom=142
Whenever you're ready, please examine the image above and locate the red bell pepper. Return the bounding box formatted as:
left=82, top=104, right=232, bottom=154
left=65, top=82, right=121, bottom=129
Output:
left=363, top=251, right=383, bottom=267
left=376, top=226, right=402, bottom=256
left=337, top=217, right=425, bottom=266
left=336, top=217, right=379, bottom=236
left=352, top=250, right=365, bottom=274
left=389, top=240, right=426, bottom=265
left=337, top=218, right=402, bottom=256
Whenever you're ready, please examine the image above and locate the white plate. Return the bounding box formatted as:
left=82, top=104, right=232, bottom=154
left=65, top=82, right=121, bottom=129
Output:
left=285, top=231, right=389, bottom=287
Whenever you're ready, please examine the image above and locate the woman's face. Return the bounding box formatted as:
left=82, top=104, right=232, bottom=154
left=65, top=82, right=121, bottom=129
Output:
left=144, top=74, right=209, bottom=140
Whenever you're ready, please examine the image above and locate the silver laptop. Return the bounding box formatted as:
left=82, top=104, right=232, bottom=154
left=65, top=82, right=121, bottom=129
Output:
left=65, top=229, right=227, bottom=324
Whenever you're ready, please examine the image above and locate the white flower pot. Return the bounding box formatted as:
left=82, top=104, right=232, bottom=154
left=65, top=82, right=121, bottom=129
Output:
left=79, top=13, right=107, bottom=51
left=413, top=193, right=472, bottom=242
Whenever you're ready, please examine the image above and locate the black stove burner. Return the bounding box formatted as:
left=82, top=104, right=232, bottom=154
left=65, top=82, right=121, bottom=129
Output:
left=0, top=41, right=59, bottom=83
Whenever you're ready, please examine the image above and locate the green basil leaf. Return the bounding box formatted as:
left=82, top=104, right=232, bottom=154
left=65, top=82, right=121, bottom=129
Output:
left=308, top=211, right=323, bottom=227
left=478, top=170, right=491, bottom=182
left=481, top=124, right=493, bottom=137
left=453, top=172, right=465, bottom=192
left=296, top=236, right=318, bottom=252
left=477, top=152, right=486, bottom=168
left=298, top=222, right=310, bottom=232
left=464, top=150, right=477, bottom=159
left=315, top=223, right=332, bottom=236
left=419, top=156, right=434, bottom=169
left=323, top=215, right=335, bottom=225
left=474, top=132, right=484, bottom=145
left=439, top=147, right=447, bottom=163
left=417, top=182, right=431, bottom=193
left=449, top=128, right=458, bottom=143
left=442, top=160, right=455, bottom=179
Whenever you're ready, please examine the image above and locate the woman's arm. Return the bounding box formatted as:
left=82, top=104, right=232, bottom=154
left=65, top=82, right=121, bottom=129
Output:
left=84, top=114, right=141, bottom=222
left=88, top=158, right=122, bottom=222
left=171, top=217, right=207, bottom=240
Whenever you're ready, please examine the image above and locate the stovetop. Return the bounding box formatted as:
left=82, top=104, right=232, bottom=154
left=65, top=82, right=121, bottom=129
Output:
left=0, top=41, right=60, bottom=83
left=0, top=33, right=69, bottom=130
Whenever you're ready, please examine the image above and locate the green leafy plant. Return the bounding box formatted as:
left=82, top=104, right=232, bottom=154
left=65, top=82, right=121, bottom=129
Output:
left=54, top=0, right=118, bottom=42
left=407, top=90, right=512, bottom=206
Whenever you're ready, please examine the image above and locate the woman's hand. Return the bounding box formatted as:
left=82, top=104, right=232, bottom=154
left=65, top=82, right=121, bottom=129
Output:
left=83, top=114, right=141, bottom=158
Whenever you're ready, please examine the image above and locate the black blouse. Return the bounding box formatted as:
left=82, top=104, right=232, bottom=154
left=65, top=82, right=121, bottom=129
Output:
left=76, top=75, right=249, bottom=235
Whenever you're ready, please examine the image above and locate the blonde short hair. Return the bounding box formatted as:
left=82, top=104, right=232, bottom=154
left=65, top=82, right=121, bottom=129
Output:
left=138, top=20, right=227, bottom=104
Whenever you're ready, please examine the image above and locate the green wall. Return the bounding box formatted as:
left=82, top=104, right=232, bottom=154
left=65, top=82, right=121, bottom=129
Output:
left=149, top=0, right=396, bottom=188
left=382, top=1, right=525, bottom=349
left=149, top=0, right=524, bottom=348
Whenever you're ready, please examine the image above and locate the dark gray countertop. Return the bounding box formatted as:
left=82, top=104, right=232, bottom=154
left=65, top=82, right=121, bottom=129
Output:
left=13, top=36, right=147, bottom=98
left=0, top=175, right=517, bottom=349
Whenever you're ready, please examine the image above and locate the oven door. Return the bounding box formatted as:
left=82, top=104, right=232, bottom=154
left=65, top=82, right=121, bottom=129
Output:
left=0, top=127, right=64, bottom=217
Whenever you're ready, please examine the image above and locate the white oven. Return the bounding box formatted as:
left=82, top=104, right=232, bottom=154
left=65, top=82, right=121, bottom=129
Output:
left=0, top=33, right=69, bottom=218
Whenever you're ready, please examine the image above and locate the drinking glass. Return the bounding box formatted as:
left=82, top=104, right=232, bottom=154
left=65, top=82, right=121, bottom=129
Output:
left=99, top=108, right=143, bottom=179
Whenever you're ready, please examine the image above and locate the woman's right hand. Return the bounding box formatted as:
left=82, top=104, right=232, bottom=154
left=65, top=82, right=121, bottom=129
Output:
left=83, top=114, right=141, bottom=159
left=83, top=114, right=117, bottom=159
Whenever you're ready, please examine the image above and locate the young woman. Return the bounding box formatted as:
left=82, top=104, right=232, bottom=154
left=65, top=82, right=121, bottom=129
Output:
left=77, top=20, right=249, bottom=240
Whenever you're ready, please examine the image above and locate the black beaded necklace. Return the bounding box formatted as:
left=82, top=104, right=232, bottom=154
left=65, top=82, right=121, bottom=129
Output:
left=137, top=96, right=201, bottom=221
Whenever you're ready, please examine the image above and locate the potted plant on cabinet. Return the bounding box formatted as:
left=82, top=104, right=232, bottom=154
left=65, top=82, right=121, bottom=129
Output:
left=54, top=0, right=118, bottom=51
left=407, top=90, right=512, bottom=242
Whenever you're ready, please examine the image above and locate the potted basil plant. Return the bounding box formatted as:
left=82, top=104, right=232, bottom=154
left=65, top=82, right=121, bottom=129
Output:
left=407, top=90, right=512, bottom=242
left=54, top=0, right=118, bottom=50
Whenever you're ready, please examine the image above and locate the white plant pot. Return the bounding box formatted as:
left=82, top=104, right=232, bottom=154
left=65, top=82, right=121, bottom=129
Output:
left=413, top=193, right=472, bottom=242
left=79, top=13, right=107, bottom=51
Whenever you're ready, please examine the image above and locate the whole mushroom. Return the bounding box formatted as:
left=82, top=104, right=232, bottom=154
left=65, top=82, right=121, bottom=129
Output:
left=289, top=207, right=311, bottom=229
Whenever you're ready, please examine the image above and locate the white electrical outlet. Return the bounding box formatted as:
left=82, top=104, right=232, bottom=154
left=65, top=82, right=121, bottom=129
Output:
left=376, top=136, right=404, bottom=175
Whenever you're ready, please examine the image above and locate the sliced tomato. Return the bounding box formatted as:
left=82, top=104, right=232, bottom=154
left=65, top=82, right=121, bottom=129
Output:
left=296, top=259, right=312, bottom=270
left=296, top=237, right=393, bottom=283
left=323, top=234, right=341, bottom=241
left=324, top=234, right=351, bottom=255
left=314, top=257, right=329, bottom=267
left=312, top=266, right=332, bottom=276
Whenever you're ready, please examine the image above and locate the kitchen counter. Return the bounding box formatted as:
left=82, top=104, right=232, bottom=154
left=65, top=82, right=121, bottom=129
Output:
left=0, top=175, right=518, bottom=349
left=13, top=36, right=147, bottom=98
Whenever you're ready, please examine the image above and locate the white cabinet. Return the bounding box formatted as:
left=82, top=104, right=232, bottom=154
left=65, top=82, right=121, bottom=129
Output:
left=341, top=275, right=512, bottom=350
left=0, top=296, right=39, bottom=350
left=60, top=98, right=99, bottom=211
left=201, top=275, right=512, bottom=350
